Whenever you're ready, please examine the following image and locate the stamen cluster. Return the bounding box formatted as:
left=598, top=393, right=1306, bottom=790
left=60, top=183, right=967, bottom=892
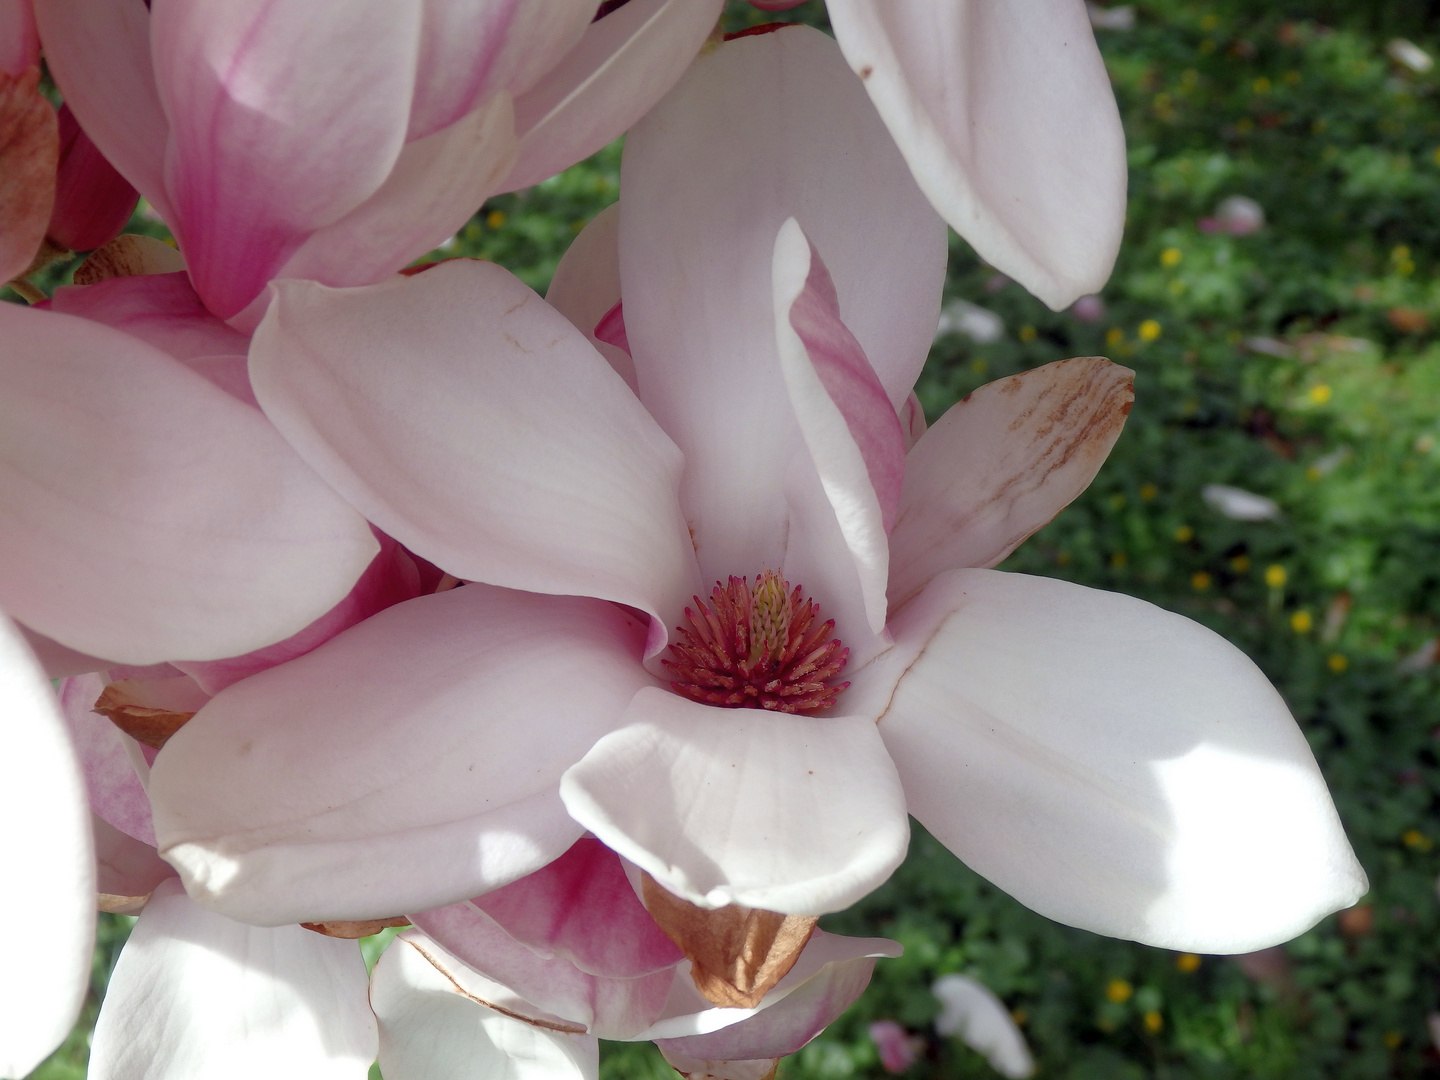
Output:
left=664, top=571, right=849, bottom=714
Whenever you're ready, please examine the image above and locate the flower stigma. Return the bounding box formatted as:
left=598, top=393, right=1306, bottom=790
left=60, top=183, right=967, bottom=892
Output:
left=663, top=571, right=849, bottom=714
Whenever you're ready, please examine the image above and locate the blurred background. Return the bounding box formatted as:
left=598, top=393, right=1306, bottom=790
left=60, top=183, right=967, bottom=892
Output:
left=22, top=0, right=1440, bottom=1075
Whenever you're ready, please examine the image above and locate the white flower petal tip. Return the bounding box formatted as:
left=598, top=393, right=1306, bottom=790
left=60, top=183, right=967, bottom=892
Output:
left=931, top=975, right=1034, bottom=1079
left=1201, top=483, right=1282, bottom=521
left=371, top=933, right=598, bottom=1080
left=825, top=0, right=1128, bottom=309
left=889, top=357, right=1133, bottom=605
left=0, top=616, right=95, bottom=1080
left=879, top=569, right=1368, bottom=953
left=560, top=686, right=910, bottom=916
left=88, top=880, right=377, bottom=1080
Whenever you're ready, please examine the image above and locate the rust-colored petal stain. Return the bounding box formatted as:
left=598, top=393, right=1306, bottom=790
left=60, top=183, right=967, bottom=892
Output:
left=92, top=681, right=196, bottom=750
left=0, top=66, right=58, bottom=284
left=300, top=917, right=411, bottom=939
left=642, top=874, right=817, bottom=1009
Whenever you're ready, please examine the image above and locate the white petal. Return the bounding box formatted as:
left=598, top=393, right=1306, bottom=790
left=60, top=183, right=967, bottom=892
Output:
left=826, top=0, right=1127, bottom=309
left=151, top=586, right=651, bottom=925
left=372, top=931, right=598, bottom=1080
left=620, top=26, right=944, bottom=586
left=560, top=686, right=909, bottom=915
left=931, top=974, right=1033, bottom=1079
left=888, top=357, right=1133, bottom=606
left=88, top=879, right=377, bottom=1080
left=251, top=261, right=697, bottom=657
left=502, top=0, right=722, bottom=192
left=874, top=569, right=1368, bottom=952
left=773, top=219, right=898, bottom=644
left=0, top=615, right=94, bottom=1079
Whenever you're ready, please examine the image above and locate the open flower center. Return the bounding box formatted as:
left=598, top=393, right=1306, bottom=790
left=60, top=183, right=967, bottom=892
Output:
left=663, top=571, right=849, bottom=714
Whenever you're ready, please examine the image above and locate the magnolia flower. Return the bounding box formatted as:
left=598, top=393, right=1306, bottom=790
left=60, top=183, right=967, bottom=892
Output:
left=61, top=664, right=889, bottom=1080
left=37, top=0, right=721, bottom=327
left=150, top=28, right=1364, bottom=959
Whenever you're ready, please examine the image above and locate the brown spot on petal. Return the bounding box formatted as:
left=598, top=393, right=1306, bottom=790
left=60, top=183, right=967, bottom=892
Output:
left=93, top=678, right=206, bottom=750
left=301, top=917, right=410, bottom=939
left=73, top=233, right=184, bottom=286
left=642, top=874, right=816, bottom=1009
left=0, top=67, right=58, bottom=285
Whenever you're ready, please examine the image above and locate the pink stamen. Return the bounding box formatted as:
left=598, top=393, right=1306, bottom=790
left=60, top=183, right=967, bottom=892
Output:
left=663, top=571, right=849, bottom=714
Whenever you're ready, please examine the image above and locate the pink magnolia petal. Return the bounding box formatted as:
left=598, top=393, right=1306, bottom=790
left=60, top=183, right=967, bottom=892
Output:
left=240, top=92, right=519, bottom=333
left=0, top=0, right=37, bottom=76
left=620, top=27, right=944, bottom=589
left=174, top=530, right=423, bottom=695
left=372, top=931, right=599, bottom=1080
left=251, top=261, right=698, bottom=657
left=773, top=218, right=900, bottom=645
left=873, top=569, right=1368, bottom=953
left=826, top=0, right=1127, bottom=309
left=544, top=203, right=636, bottom=390
left=453, top=0, right=596, bottom=108
left=777, top=221, right=905, bottom=528
left=0, top=304, right=379, bottom=664
left=546, top=202, right=620, bottom=336
left=636, top=929, right=901, bottom=1041
left=0, top=65, right=55, bottom=283
left=887, top=357, right=1133, bottom=607
left=59, top=674, right=155, bottom=845
left=48, top=104, right=138, bottom=252
left=149, top=0, right=419, bottom=319
left=413, top=899, right=677, bottom=1039
left=0, top=614, right=94, bottom=1079
left=93, top=814, right=175, bottom=900
left=405, top=0, right=580, bottom=141
left=36, top=0, right=171, bottom=220
left=468, top=838, right=683, bottom=979
left=501, top=0, right=723, bottom=192
left=151, top=585, right=653, bottom=925
left=89, top=879, right=376, bottom=1080
left=899, top=393, right=926, bottom=452
left=654, top=931, right=884, bottom=1062
left=48, top=271, right=249, bottom=362
left=19, top=625, right=114, bottom=678
left=560, top=686, right=910, bottom=916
